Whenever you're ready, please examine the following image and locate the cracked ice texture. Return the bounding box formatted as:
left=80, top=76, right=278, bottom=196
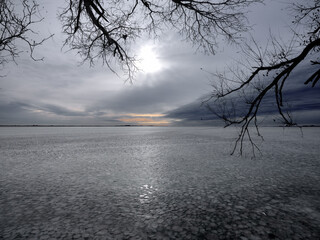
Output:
left=0, top=127, right=319, bottom=239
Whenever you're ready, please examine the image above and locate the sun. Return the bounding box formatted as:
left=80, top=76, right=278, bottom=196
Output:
left=138, top=45, right=163, bottom=74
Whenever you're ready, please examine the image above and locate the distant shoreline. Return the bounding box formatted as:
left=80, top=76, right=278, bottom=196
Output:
left=0, top=124, right=319, bottom=128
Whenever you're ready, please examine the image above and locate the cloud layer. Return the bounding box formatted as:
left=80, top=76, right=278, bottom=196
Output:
left=0, top=0, right=319, bottom=126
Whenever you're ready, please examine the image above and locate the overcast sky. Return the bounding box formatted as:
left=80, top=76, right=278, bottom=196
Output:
left=0, top=0, right=319, bottom=126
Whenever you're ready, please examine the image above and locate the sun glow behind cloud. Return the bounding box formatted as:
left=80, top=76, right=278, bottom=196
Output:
left=137, top=45, right=164, bottom=74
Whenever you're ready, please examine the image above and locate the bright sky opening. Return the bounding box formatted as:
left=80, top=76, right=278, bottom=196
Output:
left=138, top=45, right=163, bottom=74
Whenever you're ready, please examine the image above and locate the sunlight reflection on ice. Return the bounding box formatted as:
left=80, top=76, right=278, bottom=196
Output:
left=139, top=184, right=158, bottom=203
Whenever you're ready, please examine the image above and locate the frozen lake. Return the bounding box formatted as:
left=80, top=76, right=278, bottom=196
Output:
left=0, top=126, right=319, bottom=239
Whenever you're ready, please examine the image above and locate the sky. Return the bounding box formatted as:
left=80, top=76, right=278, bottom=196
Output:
left=0, top=0, right=319, bottom=126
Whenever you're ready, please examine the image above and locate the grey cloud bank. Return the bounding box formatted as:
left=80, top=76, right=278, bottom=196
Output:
left=167, top=64, right=320, bottom=126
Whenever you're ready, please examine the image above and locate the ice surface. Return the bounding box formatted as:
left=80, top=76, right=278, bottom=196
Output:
left=0, top=126, right=319, bottom=239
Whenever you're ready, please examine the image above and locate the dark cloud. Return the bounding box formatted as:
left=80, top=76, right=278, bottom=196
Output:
left=166, top=100, right=211, bottom=120
left=0, top=101, right=46, bottom=124
left=0, top=101, right=121, bottom=125
left=39, top=104, right=87, bottom=117
left=86, top=66, right=209, bottom=114
left=166, top=64, right=320, bottom=126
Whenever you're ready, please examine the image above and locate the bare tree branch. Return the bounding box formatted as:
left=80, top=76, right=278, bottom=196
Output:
left=59, top=0, right=262, bottom=81
left=0, top=0, right=53, bottom=69
left=205, top=1, right=320, bottom=155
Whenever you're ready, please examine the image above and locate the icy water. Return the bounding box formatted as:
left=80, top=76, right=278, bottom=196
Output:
left=0, top=126, right=319, bottom=240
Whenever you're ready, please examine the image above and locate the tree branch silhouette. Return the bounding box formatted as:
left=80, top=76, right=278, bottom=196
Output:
left=59, top=0, right=262, bottom=81
left=205, top=0, right=320, bottom=155
left=0, top=0, right=53, bottom=69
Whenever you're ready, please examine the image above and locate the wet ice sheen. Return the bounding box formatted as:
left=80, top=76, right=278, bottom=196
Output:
left=0, top=126, right=319, bottom=239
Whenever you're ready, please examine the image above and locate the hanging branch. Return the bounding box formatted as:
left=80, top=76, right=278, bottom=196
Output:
left=59, top=0, right=262, bottom=80
left=0, top=0, right=53, bottom=69
left=205, top=1, right=320, bottom=155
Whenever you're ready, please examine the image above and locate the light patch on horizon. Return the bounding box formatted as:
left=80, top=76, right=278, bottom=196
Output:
left=124, top=113, right=166, bottom=117
left=118, top=117, right=170, bottom=125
